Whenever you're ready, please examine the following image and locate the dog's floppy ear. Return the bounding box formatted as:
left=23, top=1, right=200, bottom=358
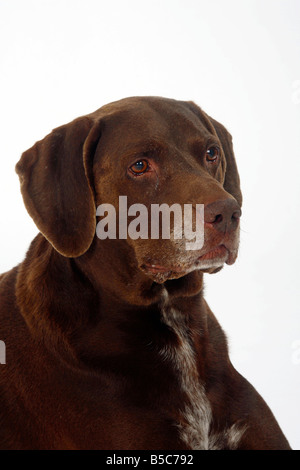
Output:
left=16, top=116, right=102, bottom=257
left=208, top=116, right=242, bottom=207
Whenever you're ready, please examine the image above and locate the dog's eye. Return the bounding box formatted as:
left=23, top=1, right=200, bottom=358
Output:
left=130, top=160, right=149, bottom=175
left=206, top=146, right=219, bottom=162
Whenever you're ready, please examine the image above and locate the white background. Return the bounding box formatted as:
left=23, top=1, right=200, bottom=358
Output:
left=0, top=0, right=299, bottom=449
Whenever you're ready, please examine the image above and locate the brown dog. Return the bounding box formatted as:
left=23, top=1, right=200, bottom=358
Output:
left=0, top=97, right=291, bottom=449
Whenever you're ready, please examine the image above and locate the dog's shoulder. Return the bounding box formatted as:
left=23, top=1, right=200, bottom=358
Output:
left=0, top=267, right=19, bottom=310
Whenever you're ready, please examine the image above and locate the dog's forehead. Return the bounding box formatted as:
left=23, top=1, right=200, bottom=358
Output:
left=90, top=96, right=211, bottom=142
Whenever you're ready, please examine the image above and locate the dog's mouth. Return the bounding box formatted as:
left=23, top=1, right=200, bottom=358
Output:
left=197, top=244, right=229, bottom=263
left=141, top=244, right=236, bottom=282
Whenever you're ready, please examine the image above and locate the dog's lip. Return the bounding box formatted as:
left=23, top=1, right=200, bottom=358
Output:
left=142, top=245, right=229, bottom=274
left=142, top=264, right=171, bottom=274
left=197, top=244, right=228, bottom=262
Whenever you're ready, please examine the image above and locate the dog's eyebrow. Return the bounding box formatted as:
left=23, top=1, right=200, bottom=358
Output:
left=189, top=136, right=220, bottom=155
left=121, top=139, right=169, bottom=159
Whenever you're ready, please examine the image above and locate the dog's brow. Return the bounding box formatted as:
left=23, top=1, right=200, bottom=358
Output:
left=122, top=140, right=168, bottom=158
left=189, top=136, right=219, bottom=155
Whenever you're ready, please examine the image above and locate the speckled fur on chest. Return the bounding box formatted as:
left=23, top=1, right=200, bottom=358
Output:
left=160, top=296, right=245, bottom=450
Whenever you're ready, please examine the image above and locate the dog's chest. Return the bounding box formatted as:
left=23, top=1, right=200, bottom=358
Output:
left=160, top=303, right=244, bottom=450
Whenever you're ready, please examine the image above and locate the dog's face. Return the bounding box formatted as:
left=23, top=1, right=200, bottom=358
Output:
left=16, top=97, right=242, bottom=288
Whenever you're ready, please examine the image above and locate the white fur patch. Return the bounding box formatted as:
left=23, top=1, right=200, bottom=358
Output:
left=208, top=422, right=248, bottom=450
left=160, top=293, right=246, bottom=450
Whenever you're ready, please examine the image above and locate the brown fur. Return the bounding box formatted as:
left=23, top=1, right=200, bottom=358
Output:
left=0, top=97, right=290, bottom=449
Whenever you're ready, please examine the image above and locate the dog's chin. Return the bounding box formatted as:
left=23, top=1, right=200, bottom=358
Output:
left=142, top=263, right=224, bottom=284
left=140, top=251, right=237, bottom=284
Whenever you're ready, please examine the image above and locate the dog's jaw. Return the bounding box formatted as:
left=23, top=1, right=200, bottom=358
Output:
left=139, top=243, right=238, bottom=284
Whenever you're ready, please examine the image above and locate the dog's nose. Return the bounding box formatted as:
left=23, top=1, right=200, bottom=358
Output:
left=204, top=199, right=241, bottom=233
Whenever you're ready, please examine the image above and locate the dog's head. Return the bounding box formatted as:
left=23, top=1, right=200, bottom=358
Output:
left=16, top=97, right=242, bottom=288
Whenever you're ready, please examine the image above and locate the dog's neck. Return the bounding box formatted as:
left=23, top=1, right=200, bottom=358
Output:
left=16, top=234, right=207, bottom=367
left=76, top=236, right=205, bottom=305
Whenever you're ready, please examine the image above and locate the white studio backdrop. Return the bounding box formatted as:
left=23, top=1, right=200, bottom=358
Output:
left=0, top=0, right=299, bottom=449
